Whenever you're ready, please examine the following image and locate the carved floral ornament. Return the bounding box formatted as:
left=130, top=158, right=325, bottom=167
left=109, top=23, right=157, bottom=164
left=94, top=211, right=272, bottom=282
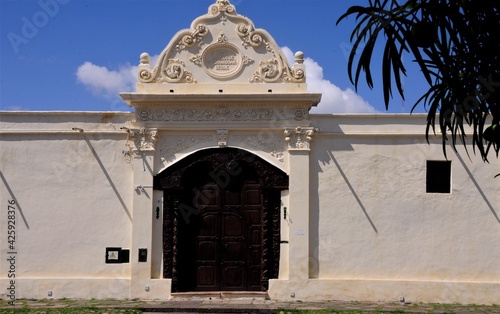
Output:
left=157, top=129, right=285, bottom=164
left=124, top=126, right=320, bottom=165
left=137, top=23, right=208, bottom=84
left=284, top=126, right=319, bottom=151
left=210, top=0, right=236, bottom=15
left=236, top=22, right=306, bottom=84
left=135, top=107, right=309, bottom=122
left=176, top=24, right=209, bottom=51
left=126, top=128, right=158, bottom=152
left=138, top=56, right=197, bottom=84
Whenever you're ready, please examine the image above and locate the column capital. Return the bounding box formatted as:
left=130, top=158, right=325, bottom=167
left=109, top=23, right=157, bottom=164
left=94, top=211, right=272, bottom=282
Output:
left=127, top=127, right=158, bottom=152
left=284, top=126, right=319, bottom=151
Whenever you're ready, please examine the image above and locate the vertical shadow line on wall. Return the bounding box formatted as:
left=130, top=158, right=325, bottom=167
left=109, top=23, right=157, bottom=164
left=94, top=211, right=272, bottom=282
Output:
left=0, top=170, right=30, bottom=229
left=454, top=151, right=500, bottom=224
left=329, top=152, right=378, bottom=234
left=84, top=137, right=132, bottom=222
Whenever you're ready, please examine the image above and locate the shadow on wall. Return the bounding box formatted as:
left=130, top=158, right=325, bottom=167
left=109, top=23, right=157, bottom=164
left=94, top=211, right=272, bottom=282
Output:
left=308, top=135, right=499, bottom=278
left=454, top=150, right=500, bottom=224
left=83, top=136, right=133, bottom=222
left=0, top=170, right=30, bottom=229
left=309, top=138, right=378, bottom=278
left=310, top=148, right=378, bottom=278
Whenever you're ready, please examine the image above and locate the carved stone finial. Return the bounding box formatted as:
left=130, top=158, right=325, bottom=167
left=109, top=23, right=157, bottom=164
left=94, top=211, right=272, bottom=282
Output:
left=284, top=126, right=319, bottom=151
left=294, top=51, right=304, bottom=64
left=216, top=0, right=231, bottom=8
left=140, top=53, right=150, bottom=65
left=138, top=53, right=155, bottom=82
left=211, top=0, right=236, bottom=15
left=291, top=51, right=306, bottom=82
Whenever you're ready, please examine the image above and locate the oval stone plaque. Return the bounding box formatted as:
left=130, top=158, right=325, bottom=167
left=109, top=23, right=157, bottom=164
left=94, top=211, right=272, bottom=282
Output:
left=202, top=43, right=243, bottom=79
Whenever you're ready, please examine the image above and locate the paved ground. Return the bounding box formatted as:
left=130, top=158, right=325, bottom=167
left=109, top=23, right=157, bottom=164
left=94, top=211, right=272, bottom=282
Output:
left=2, top=297, right=500, bottom=313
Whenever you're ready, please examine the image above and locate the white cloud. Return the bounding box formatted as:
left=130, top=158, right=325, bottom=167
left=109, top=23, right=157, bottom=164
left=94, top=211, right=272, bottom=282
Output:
left=76, top=62, right=137, bottom=98
left=281, top=47, right=376, bottom=114
left=76, top=56, right=160, bottom=99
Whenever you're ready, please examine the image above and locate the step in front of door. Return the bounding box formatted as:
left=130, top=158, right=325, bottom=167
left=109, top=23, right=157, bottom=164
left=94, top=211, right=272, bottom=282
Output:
left=171, top=291, right=270, bottom=300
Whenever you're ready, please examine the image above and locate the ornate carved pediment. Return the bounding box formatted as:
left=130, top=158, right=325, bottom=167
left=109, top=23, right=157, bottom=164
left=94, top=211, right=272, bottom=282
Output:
left=135, top=0, right=306, bottom=89
left=120, top=1, right=322, bottom=123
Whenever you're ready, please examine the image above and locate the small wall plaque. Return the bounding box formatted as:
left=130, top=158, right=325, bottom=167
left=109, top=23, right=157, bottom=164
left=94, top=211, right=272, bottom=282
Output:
left=294, top=229, right=305, bottom=236
left=202, top=43, right=245, bottom=79
left=105, top=247, right=130, bottom=264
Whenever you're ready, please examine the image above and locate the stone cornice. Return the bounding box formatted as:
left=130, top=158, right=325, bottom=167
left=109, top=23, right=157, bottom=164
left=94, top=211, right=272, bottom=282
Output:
left=120, top=92, right=322, bottom=105
left=120, top=92, right=321, bottom=124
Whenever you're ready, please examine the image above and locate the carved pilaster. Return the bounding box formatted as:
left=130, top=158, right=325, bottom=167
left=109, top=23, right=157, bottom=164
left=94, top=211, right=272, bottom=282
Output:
left=271, top=190, right=281, bottom=280
left=162, top=192, right=176, bottom=279
left=171, top=194, right=180, bottom=292
left=284, top=126, right=319, bottom=151
left=261, top=190, right=271, bottom=291
left=127, top=128, right=158, bottom=152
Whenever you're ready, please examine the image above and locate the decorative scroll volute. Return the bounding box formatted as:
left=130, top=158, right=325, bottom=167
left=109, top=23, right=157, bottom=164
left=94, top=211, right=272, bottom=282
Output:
left=210, top=0, right=237, bottom=15
left=284, top=126, right=319, bottom=151
left=127, top=128, right=158, bottom=152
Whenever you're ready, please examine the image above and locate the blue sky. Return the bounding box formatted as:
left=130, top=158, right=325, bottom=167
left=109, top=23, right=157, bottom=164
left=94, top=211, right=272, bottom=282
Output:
left=0, top=0, right=428, bottom=113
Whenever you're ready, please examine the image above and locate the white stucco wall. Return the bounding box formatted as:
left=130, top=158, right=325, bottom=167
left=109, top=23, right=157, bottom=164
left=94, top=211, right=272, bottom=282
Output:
left=0, top=112, right=134, bottom=299
left=303, top=114, right=500, bottom=303
left=1, top=111, right=499, bottom=303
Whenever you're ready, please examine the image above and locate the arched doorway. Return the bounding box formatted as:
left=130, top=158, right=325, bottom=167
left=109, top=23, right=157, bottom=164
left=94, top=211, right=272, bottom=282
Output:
left=154, top=148, right=288, bottom=292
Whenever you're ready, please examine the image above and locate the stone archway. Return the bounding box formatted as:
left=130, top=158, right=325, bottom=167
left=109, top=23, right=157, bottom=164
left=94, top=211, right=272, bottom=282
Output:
left=154, top=148, right=288, bottom=292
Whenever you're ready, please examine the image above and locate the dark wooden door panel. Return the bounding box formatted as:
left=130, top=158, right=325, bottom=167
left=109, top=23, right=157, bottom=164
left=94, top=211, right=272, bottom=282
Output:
left=222, top=264, right=245, bottom=289
left=161, top=148, right=287, bottom=292
left=169, top=184, right=282, bottom=292
left=197, top=240, right=217, bottom=261
left=196, top=265, right=217, bottom=289
left=248, top=266, right=262, bottom=290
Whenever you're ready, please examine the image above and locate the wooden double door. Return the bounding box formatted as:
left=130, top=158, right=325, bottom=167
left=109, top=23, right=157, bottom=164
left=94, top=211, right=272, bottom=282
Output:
left=176, top=182, right=265, bottom=291
left=158, top=148, right=287, bottom=292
